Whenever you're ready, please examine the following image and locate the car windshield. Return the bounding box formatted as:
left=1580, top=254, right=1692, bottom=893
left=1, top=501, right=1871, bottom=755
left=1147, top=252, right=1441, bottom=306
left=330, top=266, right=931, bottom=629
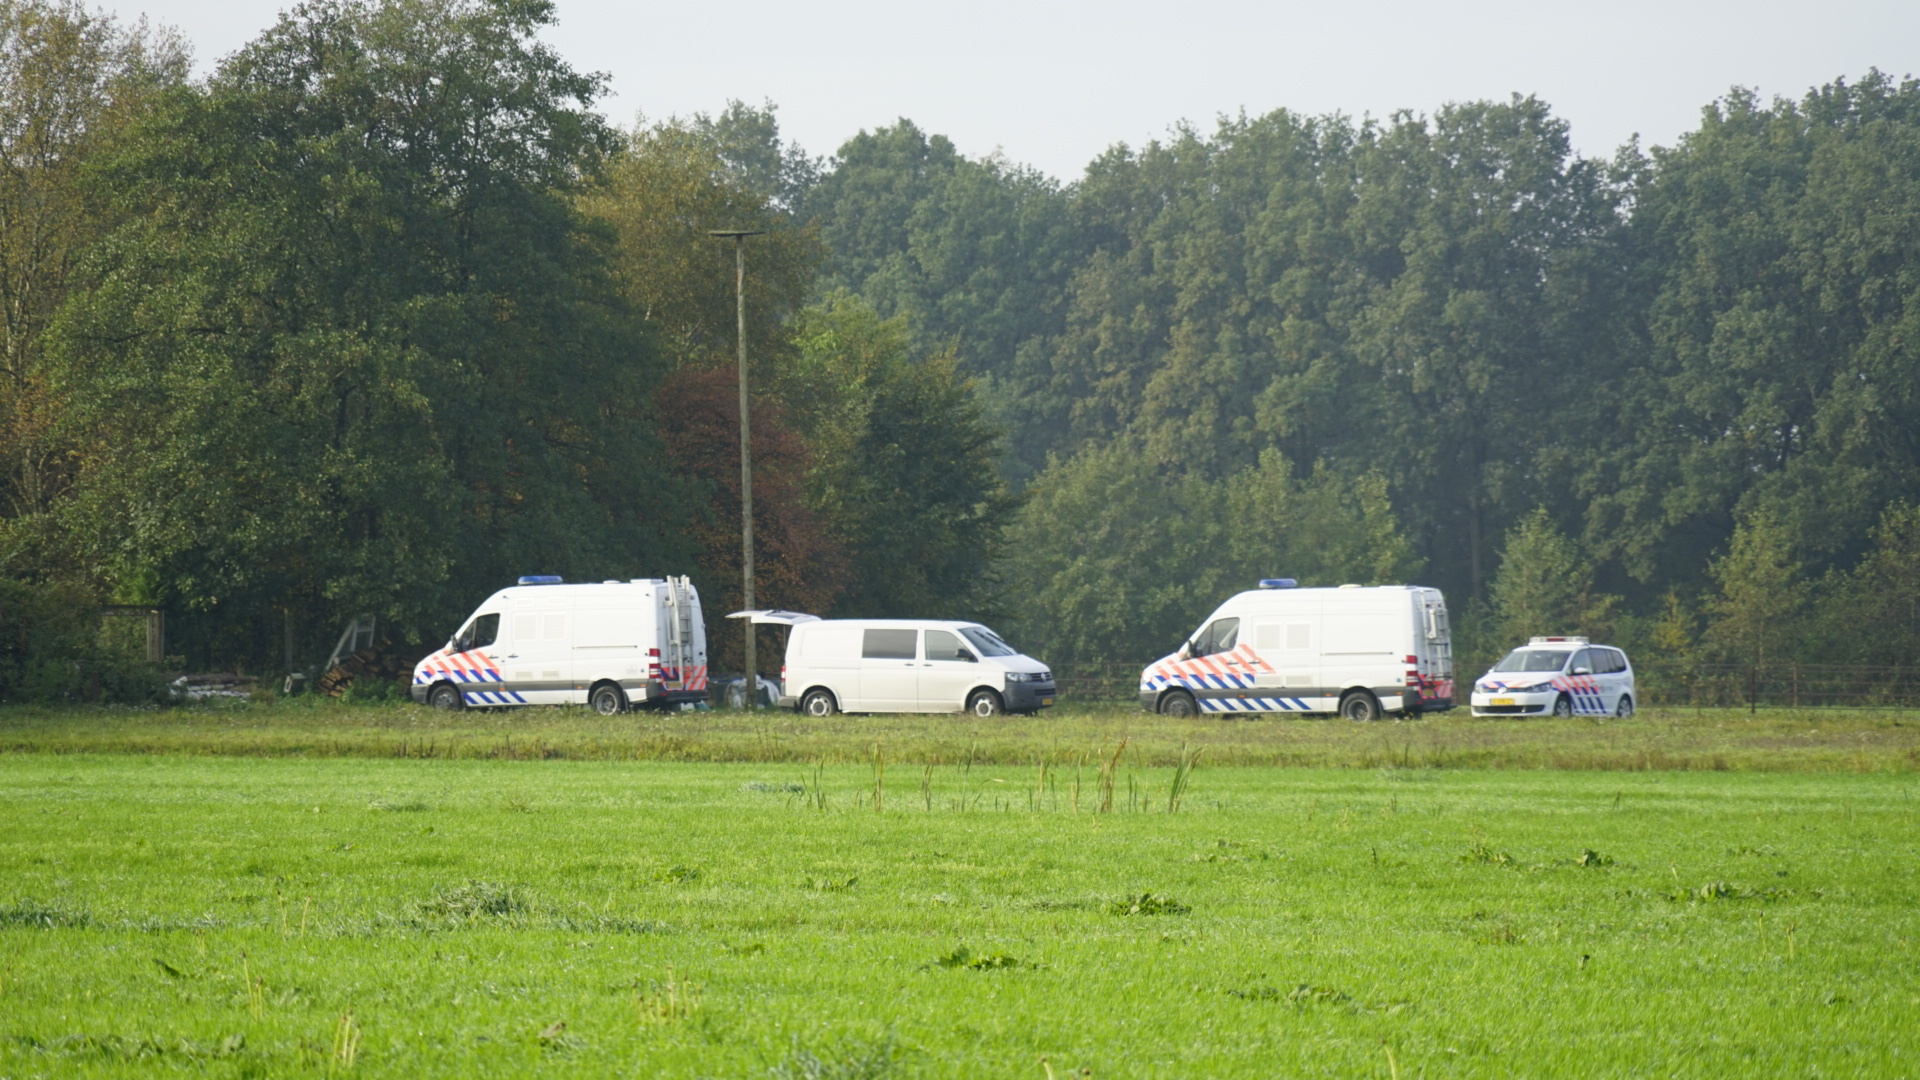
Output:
left=959, top=626, right=1019, bottom=657
left=1493, top=649, right=1571, bottom=673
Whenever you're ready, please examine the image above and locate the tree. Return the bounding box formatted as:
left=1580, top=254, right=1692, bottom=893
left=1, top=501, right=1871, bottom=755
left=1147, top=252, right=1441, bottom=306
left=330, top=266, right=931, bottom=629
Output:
left=33, top=0, right=687, bottom=667
left=1483, top=507, right=1618, bottom=647
left=654, top=363, right=844, bottom=674
left=577, top=108, right=822, bottom=376
left=787, top=293, right=1017, bottom=621
left=1702, top=511, right=1810, bottom=666
left=0, top=0, right=184, bottom=519
left=1818, top=502, right=1920, bottom=665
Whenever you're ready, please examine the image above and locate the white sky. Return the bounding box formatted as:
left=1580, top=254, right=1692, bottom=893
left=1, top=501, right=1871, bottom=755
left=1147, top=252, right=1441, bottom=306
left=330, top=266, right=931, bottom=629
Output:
left=123, top=0, right=1920, bottom=181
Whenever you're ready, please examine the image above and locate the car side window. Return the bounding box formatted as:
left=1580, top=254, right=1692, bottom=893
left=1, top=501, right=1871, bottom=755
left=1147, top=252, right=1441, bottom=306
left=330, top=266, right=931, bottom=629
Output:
left=1193, top=617, right=1239, bottom=656
left=1568, top=648, right=1592, bottom=674
left=457, top=613, right=500, bottom=653
left=1613, top=649, right=1631, bottom=673
left=862, top=628, right=918, bottom=660
left=925, top=629, right=969, bottom=661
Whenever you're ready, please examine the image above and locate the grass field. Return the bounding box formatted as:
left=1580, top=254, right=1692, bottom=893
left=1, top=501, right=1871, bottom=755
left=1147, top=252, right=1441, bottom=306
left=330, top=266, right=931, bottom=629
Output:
left=3, top=715, right=1918, bottom=1077
left=3, top=698, right=1918, bottom=771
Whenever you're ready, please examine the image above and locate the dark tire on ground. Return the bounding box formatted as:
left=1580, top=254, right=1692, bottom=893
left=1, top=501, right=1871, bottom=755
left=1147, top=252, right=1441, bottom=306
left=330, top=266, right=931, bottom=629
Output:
left=589, top=682, right=627, bottom=716
left=967, top=689, right=1006, bottom=717
left=1553, top=694, right=1574, bottom=718
left=1339, top=690, right=1381, bottom=722
left=1614, top=695, right=1635, bottom=719
left=1157, top=690, right=1198, bottom=717
left=428, top=682, right=465, bottom=711
left=801, top=689, right=838, bottom=717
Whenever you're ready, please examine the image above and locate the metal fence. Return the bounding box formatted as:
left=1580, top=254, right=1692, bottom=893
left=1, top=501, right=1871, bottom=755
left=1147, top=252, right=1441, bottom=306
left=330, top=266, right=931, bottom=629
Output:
left=1059, top=659, right=1920, bottom=711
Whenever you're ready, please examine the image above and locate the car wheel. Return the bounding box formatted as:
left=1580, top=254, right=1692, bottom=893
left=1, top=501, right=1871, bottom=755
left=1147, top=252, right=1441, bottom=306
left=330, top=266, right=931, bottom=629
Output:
left=967, top=689, right=1005, bottom=717
left=428, top=682, right=464, bottom=711
left=1552, top=694, right=1574, bottom=718
left=589, top=683, right=627, bottom=716
left=801, top=689, right=838, bottom=717
left=1614, top=695, right=1634, bottom=719
left=1339, top=691, right=1381, bottom=722
left=1157, top=690, right=1197, bottom=717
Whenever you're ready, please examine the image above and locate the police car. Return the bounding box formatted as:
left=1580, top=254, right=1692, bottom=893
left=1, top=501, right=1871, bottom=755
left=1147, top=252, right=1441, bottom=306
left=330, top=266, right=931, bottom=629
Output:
left=1469, top=637, right=1636, bottom=718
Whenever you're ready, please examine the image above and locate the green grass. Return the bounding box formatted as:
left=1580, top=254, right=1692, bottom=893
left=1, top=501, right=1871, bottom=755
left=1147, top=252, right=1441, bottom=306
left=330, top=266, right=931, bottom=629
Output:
left=3, top=698, right=1918, bottom=770
left=2, top=753, right=1917, bottom=1077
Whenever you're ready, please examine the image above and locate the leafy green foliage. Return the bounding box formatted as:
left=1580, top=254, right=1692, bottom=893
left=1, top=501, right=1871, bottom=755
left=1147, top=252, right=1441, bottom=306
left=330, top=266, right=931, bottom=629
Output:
left=28, top=0, right=692, bottom=665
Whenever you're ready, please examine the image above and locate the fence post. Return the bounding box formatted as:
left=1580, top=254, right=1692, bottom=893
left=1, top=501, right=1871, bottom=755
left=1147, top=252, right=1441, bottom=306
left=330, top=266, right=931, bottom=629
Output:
left=1792, top=662, right=1799, bottom=710
left=1749, top=665, right=1757, bottom=717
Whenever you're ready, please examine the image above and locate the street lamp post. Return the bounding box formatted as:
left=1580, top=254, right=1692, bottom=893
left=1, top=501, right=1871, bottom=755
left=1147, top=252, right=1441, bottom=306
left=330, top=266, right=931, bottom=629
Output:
left=709, top=228, right=766, bottom=707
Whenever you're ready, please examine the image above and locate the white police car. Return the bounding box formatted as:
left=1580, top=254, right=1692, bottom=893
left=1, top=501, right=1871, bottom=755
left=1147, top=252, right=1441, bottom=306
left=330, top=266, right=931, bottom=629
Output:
left=1470, top=637, right=1636, bottom=718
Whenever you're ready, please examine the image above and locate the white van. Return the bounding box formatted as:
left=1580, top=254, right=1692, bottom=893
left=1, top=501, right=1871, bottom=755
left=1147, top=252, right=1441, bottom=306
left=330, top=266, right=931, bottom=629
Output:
left=731, top=612, right=1055, bottom=716
left=1139, top=580, right=1454, bottom=720
left=411, top=576, right=706, bottom=714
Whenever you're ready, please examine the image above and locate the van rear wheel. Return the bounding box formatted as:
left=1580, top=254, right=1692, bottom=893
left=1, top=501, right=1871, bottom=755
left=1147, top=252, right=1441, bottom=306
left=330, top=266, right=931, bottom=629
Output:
left=1339, top=691, right=1381, bottom=722
left=1158, top=690, right=1197, bottom=717
left=801, top=689, right=838, bottom=717
left=589, top=683, right=627, bottom=716
left=428, top=682, right=464, bottom=711
left=967, top=689, right=1005, bottom=717
left=1614, top=695, right=1634, bottom=719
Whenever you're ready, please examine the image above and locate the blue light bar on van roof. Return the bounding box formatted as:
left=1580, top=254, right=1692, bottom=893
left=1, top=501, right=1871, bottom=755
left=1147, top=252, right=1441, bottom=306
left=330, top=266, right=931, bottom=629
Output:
left=517, top=575, right=563, bottom=585
left=1258, top=578, right=1298, bottom=589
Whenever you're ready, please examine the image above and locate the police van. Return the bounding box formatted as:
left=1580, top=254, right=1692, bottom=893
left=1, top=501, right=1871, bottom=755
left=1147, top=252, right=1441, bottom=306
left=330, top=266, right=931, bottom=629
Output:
left=411, top=576, right=707, bottom=714
left=1469, top=636, right=1636, bottom=717
left=1140, top=580, right=1454, bottom=720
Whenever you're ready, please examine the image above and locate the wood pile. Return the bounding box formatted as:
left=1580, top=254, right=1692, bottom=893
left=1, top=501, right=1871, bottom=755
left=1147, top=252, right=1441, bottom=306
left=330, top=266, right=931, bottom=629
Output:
left=317, top=645, right=423, bottom=697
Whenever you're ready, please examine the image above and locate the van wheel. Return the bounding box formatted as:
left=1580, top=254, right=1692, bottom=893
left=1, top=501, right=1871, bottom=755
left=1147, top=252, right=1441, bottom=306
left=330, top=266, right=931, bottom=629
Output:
left=1614, top=695, right=1634, bottom=719
left=589, top=683, right=627, bottom=716
left=801, top=689, right=838, bottom=717
left=1158, top=690, right=1197, bottom=717
left=1339, top=691, right=1380, bottom=722
left=967, top=689, right=1005, bottom=717
left=428, top=682, right=465, bottom=711
left=1552, top=694, right=1574, bottom=718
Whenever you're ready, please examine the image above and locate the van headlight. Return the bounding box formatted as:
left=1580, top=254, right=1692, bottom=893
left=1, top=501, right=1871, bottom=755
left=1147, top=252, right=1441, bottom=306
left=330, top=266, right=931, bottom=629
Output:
left=1006, top=672, right=1034, bottom=682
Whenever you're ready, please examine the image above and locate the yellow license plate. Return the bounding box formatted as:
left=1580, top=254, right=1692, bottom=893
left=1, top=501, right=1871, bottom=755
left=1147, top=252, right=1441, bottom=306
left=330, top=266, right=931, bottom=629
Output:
left=665, top=680, right=682, bottom=691
left=1040, top=697, right=1055, bottom=706
left=1491, top=697, right=1515, bottom=706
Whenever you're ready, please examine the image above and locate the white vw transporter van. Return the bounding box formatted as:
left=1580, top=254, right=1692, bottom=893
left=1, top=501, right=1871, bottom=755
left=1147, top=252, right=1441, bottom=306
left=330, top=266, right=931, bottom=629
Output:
left=1140, top=580, right=1454, bottom=720
left=731, top=611, right=1056, bottom=716
left=411, top=576, right=707, bottom=714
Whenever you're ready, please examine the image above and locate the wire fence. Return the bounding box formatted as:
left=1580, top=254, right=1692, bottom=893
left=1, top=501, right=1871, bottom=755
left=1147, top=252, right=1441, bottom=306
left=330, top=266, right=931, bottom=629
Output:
left=1057, top=660, right=1920, bottom=711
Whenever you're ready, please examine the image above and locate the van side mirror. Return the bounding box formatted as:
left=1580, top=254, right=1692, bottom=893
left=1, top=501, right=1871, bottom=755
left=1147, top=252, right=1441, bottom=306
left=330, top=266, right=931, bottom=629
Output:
left=1177, top=642, right=1193, bottom=660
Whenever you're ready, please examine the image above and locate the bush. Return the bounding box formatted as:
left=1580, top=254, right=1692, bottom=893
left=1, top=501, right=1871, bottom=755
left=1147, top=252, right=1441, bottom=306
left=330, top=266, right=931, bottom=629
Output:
left=0, top=578, right=168, bottom=704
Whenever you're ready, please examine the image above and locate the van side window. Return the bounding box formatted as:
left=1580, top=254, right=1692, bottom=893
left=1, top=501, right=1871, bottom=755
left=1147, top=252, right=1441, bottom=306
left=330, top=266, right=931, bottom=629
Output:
left=1193, top=617, right=1239, bottom=656
left=1603, top=649, right=1627, bottom=674
left=862, top=628, right=918, bottom=660
left=925, top=629, right=968, bottom=661
left=457, top=613, right=500, bottom=653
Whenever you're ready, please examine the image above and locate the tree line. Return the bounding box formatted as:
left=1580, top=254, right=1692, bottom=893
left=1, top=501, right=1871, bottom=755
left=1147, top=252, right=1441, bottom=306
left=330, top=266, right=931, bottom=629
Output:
left=2, top=0, right=1916, bottom=698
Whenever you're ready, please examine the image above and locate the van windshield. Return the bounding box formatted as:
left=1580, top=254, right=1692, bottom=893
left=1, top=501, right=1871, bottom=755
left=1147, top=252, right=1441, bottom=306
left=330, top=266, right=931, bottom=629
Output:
left=1493, top=649, right=1571, bottom=673
left=959, top=626, right=1019, bottom=657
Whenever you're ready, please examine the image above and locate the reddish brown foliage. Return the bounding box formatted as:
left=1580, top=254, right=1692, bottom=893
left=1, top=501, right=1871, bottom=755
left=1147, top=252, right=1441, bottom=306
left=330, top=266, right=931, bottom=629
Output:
left=656, top=365, right=845, bottom=674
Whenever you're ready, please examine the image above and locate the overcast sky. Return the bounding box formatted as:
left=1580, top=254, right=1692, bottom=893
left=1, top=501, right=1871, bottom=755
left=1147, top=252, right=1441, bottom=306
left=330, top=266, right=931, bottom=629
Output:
left=122, top=0, right=1920, bottom=181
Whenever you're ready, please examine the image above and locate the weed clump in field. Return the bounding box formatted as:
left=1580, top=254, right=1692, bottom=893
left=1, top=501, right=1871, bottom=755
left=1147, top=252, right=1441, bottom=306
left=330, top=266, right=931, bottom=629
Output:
left=934, top=946, right=1022, bottom=970
left=1576, top=849, right=1614, bottom=867
left=0, top=899, right=92, bottom=929
left=769, top=1033, right=899, bottom=1079
left=1109, top=893, right=1189, bottom=916
left=416, top=881, right=526, bottom=922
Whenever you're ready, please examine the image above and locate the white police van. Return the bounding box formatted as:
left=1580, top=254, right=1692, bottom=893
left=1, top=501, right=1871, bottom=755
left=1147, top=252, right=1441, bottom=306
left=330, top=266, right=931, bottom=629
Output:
left=1140, top=580, right=1455, bottom=720
left=1469, top=636, right=1636, bottom=717
left=412, top=576, right=707, bottom=714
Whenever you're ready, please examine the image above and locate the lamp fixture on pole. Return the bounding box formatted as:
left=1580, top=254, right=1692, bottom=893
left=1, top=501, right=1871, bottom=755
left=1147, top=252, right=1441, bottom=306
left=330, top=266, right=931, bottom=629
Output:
left=709, top=228, right=766, bottom=706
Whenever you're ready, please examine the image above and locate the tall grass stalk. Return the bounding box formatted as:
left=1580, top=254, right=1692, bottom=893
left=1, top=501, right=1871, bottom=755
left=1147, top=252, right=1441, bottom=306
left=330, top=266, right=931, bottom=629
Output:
left=1168, top=741, right=1202, bottom=813
left=871, top=743, right=884, bottom=813
left=1098, top=738, right=1128, bottom=814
